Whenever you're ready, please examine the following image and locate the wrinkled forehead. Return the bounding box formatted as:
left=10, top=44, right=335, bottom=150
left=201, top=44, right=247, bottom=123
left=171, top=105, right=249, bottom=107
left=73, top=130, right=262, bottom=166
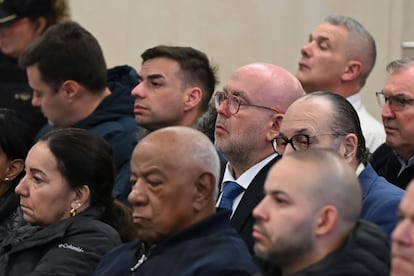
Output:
left=226, top=70, right=262, bottom=95
left=132, top=140, right=180, bottom=173
left=384, top=67, right=414, bottom=95
left=281, top=99, right=332, bottom=135
left=312, top=22, right=349, bottom=42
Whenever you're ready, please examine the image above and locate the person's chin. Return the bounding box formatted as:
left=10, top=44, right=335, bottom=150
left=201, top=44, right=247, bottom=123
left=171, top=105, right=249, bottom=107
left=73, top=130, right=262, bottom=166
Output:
left=385, top=135, right=400, bottom=148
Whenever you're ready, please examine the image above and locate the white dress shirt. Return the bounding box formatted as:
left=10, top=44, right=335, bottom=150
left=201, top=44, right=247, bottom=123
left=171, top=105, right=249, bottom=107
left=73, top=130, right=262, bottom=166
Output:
left=217, top=153, right=278, bottom=217
left=347, top=92, right=386, bottom=153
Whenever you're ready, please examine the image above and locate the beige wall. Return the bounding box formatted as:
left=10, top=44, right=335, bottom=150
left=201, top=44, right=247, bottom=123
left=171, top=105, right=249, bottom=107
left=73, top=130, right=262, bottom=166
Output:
left=69, top=0, right=410, bottom=121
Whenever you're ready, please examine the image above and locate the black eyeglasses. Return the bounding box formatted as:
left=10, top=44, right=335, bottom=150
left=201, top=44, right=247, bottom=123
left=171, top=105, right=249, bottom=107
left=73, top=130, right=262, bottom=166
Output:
left=376, top=91, right=414, bottom=111
left=273, top=133, right=345, bottom=154
left=214, top=91, right=283, bottom=115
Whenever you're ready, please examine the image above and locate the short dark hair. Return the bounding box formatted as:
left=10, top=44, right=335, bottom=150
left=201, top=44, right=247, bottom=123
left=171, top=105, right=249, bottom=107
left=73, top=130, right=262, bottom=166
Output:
left=19, top=20, right=107, bottom=93
left=303, top=91, right=370, bottom=164
left=141, top=45, right=218, bottom=113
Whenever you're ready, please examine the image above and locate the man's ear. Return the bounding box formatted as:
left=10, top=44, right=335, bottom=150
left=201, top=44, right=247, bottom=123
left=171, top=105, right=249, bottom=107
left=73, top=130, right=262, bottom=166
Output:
left=183, top=87, right=202, bottom=112
left=266, top=113, right=284, bottom=142
left=5, top=159, right=25, bottom=181
left=33, top=17, right=47, bottom=35
left=315, top=205, right=338, bottom=236
left=61, top=80, right=81, bottom=102
left=341, top=60, right=362, bottom=82
left=340, top=133, right=358, bottom=163
left=193, top=172, right=215, bottom=213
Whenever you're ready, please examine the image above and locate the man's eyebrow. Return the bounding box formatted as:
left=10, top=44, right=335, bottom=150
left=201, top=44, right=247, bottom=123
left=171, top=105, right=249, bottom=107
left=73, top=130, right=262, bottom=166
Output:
left=266, top=189, right=293, bottom=201
left=292, top=128, right=312, bottom=135
left=268, top=189, right=288, bottom=197
left=223, top=88, right=249, bottom=100
left=146, top=74, right=165, bottom=80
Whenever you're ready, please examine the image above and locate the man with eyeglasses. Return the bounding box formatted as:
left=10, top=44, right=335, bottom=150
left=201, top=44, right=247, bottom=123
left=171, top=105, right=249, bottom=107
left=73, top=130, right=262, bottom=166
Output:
left=214, top=62, right=304, bottom=253
left=371, top=57, right=414, bottom=190
left=276, top=91, right=404, bottom=239
left=295, top=15, right=385, bottom=152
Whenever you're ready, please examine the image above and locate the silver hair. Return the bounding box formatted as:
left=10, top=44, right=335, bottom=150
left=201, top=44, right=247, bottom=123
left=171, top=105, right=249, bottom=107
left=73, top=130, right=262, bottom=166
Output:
left=324, top=15, right=376, bottom=87
left=386, top=56, right=414, bottom=73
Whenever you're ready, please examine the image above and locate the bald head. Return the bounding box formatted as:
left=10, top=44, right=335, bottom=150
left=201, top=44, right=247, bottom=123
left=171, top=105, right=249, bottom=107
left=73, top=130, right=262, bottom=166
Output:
left=135, top=126, right=220, bottom=198
left=129, top=126, right=221, bottom=242
left=229, top=63, right=304, bottom=112
left=282, top=149, right=362, bottom=225
left=215, top=63, right=304, bottom=177
left=253, top=148, right=362, bottom=272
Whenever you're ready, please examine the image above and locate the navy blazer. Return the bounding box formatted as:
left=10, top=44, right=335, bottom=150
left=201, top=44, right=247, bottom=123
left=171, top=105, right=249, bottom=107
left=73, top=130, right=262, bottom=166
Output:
left=229, top=155, right=281, bottom=253
left=359, top=163, right=405, bottom=240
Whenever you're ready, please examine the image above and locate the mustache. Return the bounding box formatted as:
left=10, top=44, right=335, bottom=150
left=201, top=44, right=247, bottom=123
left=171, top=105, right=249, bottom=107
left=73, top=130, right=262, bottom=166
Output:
left=253, top=221, right=269, bottom=237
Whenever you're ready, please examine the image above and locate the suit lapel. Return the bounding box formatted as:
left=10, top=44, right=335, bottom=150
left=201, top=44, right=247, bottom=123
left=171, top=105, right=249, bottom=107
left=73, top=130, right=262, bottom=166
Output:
left=230, top=155, right=281, bottom=231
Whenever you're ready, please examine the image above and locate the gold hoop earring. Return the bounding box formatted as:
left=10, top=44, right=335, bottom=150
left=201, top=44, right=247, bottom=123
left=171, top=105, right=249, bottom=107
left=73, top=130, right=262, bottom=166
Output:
left=70, top=207, right=77, bottom=217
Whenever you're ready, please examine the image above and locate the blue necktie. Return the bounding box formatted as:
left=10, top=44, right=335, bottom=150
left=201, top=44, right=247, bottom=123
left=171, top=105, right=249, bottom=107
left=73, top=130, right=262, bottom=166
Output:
left=219, top=181, right=245, bottom=211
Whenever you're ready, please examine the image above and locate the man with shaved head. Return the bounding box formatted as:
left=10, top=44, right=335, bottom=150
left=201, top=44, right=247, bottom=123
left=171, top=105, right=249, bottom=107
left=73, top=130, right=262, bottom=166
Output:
left=253, top=149, right=390, bottom=275
left=214, top=62, right=304, bottom=252
left=93, top=126, right=257, bottom=275
left=276, top=91, right=404, bottom=239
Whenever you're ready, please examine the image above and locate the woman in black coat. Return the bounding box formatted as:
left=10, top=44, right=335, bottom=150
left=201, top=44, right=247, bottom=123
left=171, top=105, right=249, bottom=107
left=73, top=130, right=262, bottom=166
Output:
left=0, top=128, right=137, bottom=275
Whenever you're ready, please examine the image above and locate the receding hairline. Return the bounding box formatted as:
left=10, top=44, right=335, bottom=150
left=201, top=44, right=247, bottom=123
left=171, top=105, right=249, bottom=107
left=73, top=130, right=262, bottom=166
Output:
left=135, top=126, right=220, bottom=192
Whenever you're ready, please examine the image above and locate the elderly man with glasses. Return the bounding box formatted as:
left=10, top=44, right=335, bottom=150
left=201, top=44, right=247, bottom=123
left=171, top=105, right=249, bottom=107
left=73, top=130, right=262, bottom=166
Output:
left=276, top=91, right=404, bottom=239
left=214, top=62, right=304, bottom=253
left=371, top=57, right=414, bottom=190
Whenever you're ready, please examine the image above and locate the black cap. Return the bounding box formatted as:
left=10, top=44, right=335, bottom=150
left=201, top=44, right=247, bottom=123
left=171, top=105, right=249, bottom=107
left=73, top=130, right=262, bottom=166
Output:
left=0, top=0, right=53, bottom=27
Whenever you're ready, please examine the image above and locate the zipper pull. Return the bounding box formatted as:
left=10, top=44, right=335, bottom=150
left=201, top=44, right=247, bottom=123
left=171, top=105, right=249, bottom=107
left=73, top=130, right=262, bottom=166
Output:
left=130, top=253, right=147, bottom=272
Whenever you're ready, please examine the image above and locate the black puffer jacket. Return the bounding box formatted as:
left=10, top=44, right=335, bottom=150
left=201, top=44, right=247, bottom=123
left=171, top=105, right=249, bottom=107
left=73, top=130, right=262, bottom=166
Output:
left=0, top=207, right=121, bottom=276
left=293, top=220, right=390, bottom=276
left=0, top=188, right=27, bottom=243
left=258, top=220, right=390, bottom=276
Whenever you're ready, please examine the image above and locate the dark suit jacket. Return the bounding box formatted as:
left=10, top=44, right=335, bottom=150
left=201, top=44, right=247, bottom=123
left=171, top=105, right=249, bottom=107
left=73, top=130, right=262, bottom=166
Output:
left=371, top=143, right=414, bottom=189
left=228, top=155, right=281, bottom=253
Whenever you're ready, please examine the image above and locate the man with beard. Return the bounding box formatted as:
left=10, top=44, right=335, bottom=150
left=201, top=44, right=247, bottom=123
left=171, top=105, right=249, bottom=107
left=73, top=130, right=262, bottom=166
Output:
left=253, top=149, right=390, bottom=276
left=214, top=62, right=304, bottom=252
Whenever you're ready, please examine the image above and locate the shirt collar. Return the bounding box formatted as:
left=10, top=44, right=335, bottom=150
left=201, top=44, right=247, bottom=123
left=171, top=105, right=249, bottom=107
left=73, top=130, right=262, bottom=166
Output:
left=346, top=92, right=362, bottom=110
left=222, top=153, right=278, bottom=191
